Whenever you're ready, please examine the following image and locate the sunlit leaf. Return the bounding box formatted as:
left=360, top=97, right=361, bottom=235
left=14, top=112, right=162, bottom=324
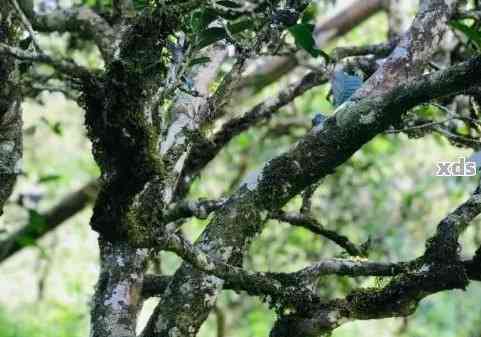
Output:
left=288, top=23, right=328, bottom=59
left=449, top=21, right=481, bottom=49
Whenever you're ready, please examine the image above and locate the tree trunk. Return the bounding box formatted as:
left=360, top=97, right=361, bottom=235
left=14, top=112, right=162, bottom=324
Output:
left=0, top=5, right=23, bottom=215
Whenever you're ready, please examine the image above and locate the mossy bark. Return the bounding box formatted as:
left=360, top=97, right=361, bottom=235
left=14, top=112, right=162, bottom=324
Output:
left=0, top=6, right=23, bottom=216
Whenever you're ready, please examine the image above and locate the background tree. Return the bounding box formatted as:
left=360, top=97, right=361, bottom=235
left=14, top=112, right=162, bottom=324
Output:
left=0, top=1, right=481, bottom=337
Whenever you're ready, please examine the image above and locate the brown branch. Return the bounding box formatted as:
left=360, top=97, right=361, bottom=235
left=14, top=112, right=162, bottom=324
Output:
left=32, top=7, right=116, bottom=60
left=0, top=43, right=94, bottom=79
left=425, top=183, right=481, bottom=262
left=145, top=0, right=471, bottom=331
left=183, top=70, right=328, bottom=183
left=271, top=211, right=364, bottom=257
left=331, top=40, right=398, bottom=61
left=236, top=0, right=385, bottom=92
left=0, top=180, right=99, bottom=263
left=314, top=0, right=385, bottom=44
left=270, top=179, right=481, bottom=337
left=159, top=232, right=406, bottom=300
left=8, top=0, right=42, bottom=52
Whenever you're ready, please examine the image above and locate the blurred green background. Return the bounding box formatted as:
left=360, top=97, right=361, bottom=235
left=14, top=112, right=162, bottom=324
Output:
left=1, top=1, right=481, bottom=336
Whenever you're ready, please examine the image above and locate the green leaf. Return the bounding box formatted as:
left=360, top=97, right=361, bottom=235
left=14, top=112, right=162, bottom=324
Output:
left=191, top=8, right=218, bottom=32
left=38, top=174, right=62, bottom=184
left=236, top=133, right=253, bottom=150
left=301, top=3, right=318, bottom=24
left=189, top=56, right=212, bottom=66
left=52, top=121, right=63, bottom=135
left=449, top=21, right=481, bottom=49
left=133, top=0, right=152, bottom=10
left=196, top=27, right=227, bottom=49
left=195, top=20, right=254, bottom=49
left=27, top=209, right=48, bottom=234
left=288, top=23, right=323, bottom=58
left=40, top=117, right=63, bottom=136
left=16, top=235, right=36, bottom=248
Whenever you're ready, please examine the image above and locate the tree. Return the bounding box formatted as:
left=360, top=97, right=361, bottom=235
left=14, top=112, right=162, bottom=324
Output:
left=0, top=1, right=481, bottom=337
left=0, top=2, right=23, bottom=217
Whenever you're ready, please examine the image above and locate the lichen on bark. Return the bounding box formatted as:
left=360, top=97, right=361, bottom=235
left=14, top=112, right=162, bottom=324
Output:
left=0, top=5, right=23, bottom=215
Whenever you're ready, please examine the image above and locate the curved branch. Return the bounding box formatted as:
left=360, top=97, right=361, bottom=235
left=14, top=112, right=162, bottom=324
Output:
left=143, top=0, right=471, bottom=332
left=0, top=43, right=94, bottom=79
left=33, top=7, right=116, bottom=60
left=271, top=211, right=364, bottom=257
left=270, top=178, right=481, bottom=337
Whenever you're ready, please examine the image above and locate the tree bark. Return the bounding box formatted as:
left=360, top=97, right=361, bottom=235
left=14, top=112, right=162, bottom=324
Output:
left=90, top=239, right=147, bottom=337
left=0, top=4, right=23, bottom=216
left=142, top=1, right=460, bottom=336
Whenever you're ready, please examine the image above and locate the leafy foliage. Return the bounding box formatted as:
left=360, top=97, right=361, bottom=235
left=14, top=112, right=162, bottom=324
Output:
left=449, top=20, right=481, bottom=50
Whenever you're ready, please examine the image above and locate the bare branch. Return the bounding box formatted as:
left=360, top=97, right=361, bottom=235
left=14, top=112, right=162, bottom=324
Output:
left=8, top=0, right=42, bottom=52
left=183, top=70, right=329, bottom=184
left=145, top=0, right=474, bottom=331
left=33, top=7, right=116, bottom=60
left=0, top=42, right=94, bottom=79
left=0, top=180, right=99, bottom=263
left=160, top=232, right=404, bottom=301
left=425, top=182, right=481, bottom=262
left=331, top=40, right=398, bottom=61
left=270, top=181, right=481, bottom=337
left=271, top=211, right=364, bottom=257
left=236, top=0, right=384, bottom=92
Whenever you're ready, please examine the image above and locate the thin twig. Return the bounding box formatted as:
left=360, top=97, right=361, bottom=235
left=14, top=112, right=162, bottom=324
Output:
left=8, top=0, right=42, bottom=52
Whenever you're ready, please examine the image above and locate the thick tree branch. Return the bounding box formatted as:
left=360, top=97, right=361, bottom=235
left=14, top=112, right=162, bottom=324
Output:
left=143, top=1, right=468, bottom=334
left=90, top=239, right=147, bottom=337
left=183, top=70, right=328, bottom=186
left=331, top=40, right=398, bottom=61
left=0, top=6, right=22, bottom=217
left=164, top=198, right=227, bottom=223
left=159, top=233, right=406, bottom=303
left=270, top=179, right=481, bottom=337
left=425, top=183, right=481, bottom=262
left=353, top=0, right=457, bottom=98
